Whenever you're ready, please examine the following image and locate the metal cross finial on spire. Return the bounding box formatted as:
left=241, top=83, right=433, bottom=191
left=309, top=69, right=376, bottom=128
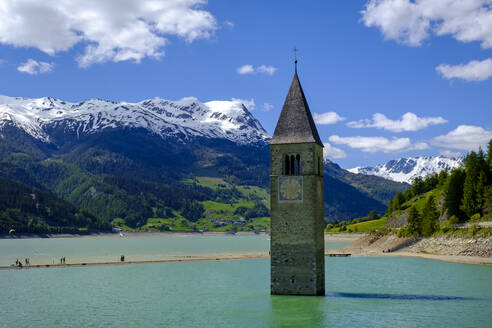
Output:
left=293, top=47, right=298, bottom=73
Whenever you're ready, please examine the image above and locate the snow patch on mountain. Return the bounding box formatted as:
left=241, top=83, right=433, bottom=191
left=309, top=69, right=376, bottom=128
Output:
left=0, top=95, right=269, bottom=145
left=348, top=156, right=464, bottom=184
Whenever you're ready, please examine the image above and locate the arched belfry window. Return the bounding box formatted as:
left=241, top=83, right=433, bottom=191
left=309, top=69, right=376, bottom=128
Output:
left=294, top=154, right=301, bottom=175
left=284, top=155, right=290, bottom=175
left=284, top=154, right=301, bottom=175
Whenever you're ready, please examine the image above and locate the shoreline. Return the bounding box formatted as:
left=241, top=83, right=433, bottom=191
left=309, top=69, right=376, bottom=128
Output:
left=0, top=231, right=269, bottom=239
left=326, top=250, right=492, bottom=265
left=2, top=232, right=490, bottom=269
left=335, top=232, right=492, bottom=265
left=370, top=251, right=492, bottom=265
left=0, top=231, right=363, bottom=241
left=0, top=252, right=270, bottom=270
left=2, top=249, right=491, bottom=271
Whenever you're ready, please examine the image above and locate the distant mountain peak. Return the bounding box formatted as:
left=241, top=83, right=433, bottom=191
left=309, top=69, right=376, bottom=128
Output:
left=0, top=94, right=269, bottom=145
left=348, top=156, right=464, bottom=184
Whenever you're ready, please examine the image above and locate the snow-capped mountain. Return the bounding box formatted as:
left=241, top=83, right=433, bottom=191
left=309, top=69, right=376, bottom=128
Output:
left=348, top=156, right=464, bottom=184
left=0, top=94, right=410, bottom=223
left=0, top=95, right=269, bottom=145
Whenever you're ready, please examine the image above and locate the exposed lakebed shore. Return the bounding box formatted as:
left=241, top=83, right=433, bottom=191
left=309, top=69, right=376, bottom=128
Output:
left=337, top=233, right=492, bottom=265
left=1, top=232, right=491, bottom=269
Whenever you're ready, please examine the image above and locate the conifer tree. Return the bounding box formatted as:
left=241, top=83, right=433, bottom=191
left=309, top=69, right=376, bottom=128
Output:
left=445, top=169, right=465, bottom=219
left=421, top=195, right=439, bottom=237
left=461, top=151, right=479, bottom=217
left=475, top=171, right=487, bottom=215
left=461, top=150, right=488, bottom=217
left=488, top=139, right=492, bottom=177
left=403, top=188, right=413, bottom=201
left=423, top=173, right=439, bottom=192
left=393, top=191, right=405, bottom=211
left=367, top=209, right=379, bottom=220
left=438, top=169, right=449, bottom=186
left=487, top=139, right=492, bottom=165
left=407, top=206, right=422, bottom=236
left=411, top=177, right=425, bottom=196
left=386, top=199, right=394, bottom=216
left=477, top=147, right=488, bottom=177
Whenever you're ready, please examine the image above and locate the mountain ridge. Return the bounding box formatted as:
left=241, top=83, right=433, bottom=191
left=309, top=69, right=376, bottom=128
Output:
left=0, top=95, right=269, bottom=145
left=348, top=156, right=464, bottom=184
left=0, top=93, right=408, bottom=230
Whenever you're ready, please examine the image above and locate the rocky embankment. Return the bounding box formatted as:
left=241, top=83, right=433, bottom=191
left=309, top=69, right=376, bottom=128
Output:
left=337, top=233, right=492, bottom=264
left=340, top=234, right=415, bottom=255
left=406, top=235, right=491, bottom=257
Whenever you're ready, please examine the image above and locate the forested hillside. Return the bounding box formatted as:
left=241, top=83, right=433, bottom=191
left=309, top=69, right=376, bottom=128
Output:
left=323, top=160, right=408, bottom=221
left=0, top=95, right=408, bottom=232
left=385, top=140, right=492, bottom=237
left=0, top=177, right=110, bottom=233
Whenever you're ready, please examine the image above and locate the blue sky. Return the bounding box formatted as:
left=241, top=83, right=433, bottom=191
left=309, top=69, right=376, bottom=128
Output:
left=0, top=0, right=491, bottom=168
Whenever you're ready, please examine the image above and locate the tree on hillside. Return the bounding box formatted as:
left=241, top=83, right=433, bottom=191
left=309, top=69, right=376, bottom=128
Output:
left=461, top=152, right=478, bottom=217
left=407, top=206, right=422, bottom=236
left=487, top=139, right=492, bottom=181
left=386, top=199, right=394, bottom=216
left=423, top=173, right=439, bottom=192
left=461, top=150, right=488, bottom=217
left=445, top=169, right=465, bottom=219
left=403, top=188, right=413, bottom=202
left=393, top=191, right=405, bottom=211
left=234, top=202, right=269, bottom=219
left=367, top=209, right=380, bottom=221
left=476, top=171, right=487, bottom=214
left=421, top=195, right=439, bottom=237
left=411, top=177, right=426, bottom=196
left=438, top=169, right=449, bottom=187
left=181, top=200, right=204, bottom=222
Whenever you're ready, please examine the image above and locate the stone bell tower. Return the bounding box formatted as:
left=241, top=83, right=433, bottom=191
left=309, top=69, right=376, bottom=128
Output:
left=269, top=62, right=325, bottom=296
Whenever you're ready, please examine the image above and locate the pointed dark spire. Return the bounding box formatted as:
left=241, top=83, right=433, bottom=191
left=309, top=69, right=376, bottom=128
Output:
left=270, top=70, right=323, bottom=146
left=293, top=47, right=298, bottom=74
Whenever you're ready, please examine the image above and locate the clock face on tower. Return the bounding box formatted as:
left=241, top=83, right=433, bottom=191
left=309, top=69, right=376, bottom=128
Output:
left=279, top=177, right=302, bottom=201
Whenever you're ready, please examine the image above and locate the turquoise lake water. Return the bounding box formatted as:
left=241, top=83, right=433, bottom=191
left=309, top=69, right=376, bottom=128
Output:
left=1, top=236, right=491, bottom=327
left=0, top=235, right=346, bottom=266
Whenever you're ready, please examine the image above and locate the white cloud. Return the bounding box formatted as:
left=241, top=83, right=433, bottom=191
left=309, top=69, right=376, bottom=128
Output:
left=256, top=65, right=277, bottom=75
left=329, top=135, right=428, bottom=153
left=263, top=102, right=274, bottom=111
left=236, top=64, right=277, bottom=75
left=224, top=20, right=234, bottom=28
left=347, top=112, right=447, bottom=132
left=439, top=149, right=463, bottom=158
left=323, top=142, right=347, bottom=159
left=237, top=65, right=255, bottom=75
left=313, top=112, right=345, bottom=125
left=17, top=59, right=54, bottom=75
left=0, top=0, right=217, bottom=67
left=436, top=58, right=492, bottom=82
left=431, top=125, right=492, bottom=151
left=232, top=98, right=255, bottom=110
left=361, top=0, right=492, bottom=48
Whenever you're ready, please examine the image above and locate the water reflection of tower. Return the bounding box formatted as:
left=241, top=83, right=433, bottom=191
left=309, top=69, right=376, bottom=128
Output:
left=269, top=296, right=325, bottom=327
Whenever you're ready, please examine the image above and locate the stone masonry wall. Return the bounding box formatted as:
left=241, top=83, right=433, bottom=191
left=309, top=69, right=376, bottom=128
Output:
left=270, top=143, right=325, bottom=295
